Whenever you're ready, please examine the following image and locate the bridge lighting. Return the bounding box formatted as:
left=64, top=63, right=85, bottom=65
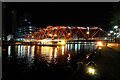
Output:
left=104, top=37, right=107, bottom=40
left=99, top=47, right=101, bottom=50
left=68, top=33, right=70, bottom=35
left=114, top=26, right=118, bottom=29
left=87, top=67, right=96, bottom=75
left=38, top=43, right=40, bottom=45
left=32, top=36, right=34, bottom=38
left=54, top=34, right=57, bottom=37
left=87, top=31, right=89, bottom=35
left=62, top=41, right=65, bottom=45
left=110, top=31, right=113, bottom=33
left=49, top=34, right=52, bottom=36
left=88, top=68, right=95, bottom=74
left=97, top=42, right=103, bottom=46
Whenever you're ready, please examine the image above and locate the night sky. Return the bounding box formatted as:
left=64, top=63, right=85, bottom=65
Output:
left=3, top=2, right=114, bottom=35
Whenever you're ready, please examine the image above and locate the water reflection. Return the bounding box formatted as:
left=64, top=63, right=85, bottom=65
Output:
left=3, top=42, right=97, bottom=80
left=6, top=42, right=97, bottom=65
left=8, top=46, right=11, bottom=56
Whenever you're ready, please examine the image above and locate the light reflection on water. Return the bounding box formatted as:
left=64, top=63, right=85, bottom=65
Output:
left=3, top=42, right=97, bottom=79
left=7, top=42, right=97, bottom=65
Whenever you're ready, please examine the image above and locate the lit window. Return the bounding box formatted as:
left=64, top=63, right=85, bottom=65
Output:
left=29, top=29, right=32, bottom=30
left=29, top=26, right=32, bottom=28
left=18, top=28, right=21, bottom=30
left=28, top=22, right=31, bottom=24
left=24, top=19, right=27, bottom=21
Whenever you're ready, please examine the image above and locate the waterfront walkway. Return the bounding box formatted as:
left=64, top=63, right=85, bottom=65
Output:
left=69, top=46, right=120, bottom=80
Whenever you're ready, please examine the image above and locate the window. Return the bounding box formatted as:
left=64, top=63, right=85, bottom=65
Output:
left=24, top=19, right=27, bottom=21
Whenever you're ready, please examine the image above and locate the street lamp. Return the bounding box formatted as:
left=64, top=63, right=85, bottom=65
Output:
left=108, top=33, right=112, bottom=42
left=110, top=31, right=114, bottom=42
left=114, top=26, right=118, bottom=43
left=114, top=26, right=118, bottom=29
left=110, top=31, right=113, bottom=33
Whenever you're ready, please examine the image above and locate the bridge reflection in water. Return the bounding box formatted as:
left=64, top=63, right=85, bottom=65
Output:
left=4, top=42, right=97, bottom=80
left=8, top=42, right=97, bottom=63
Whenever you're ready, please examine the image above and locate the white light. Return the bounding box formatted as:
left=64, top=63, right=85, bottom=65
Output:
left=62, top=41, right=65, bottom=44
left=24, top=19, right=27, bottom=21
left=29, top=29, right=32, bottom=30
left=29, top=26, right=32, bottom=28
left=110, top=31, right=113, bottom=33
left=108, top=34, right=110, bottom=36
left=97, top=42, right=102, bottom=46
left=28, top=22, right=31, bottom=24
left=105, top=37, right=107, bottom=40
left=88, top=67, right=95, bottom=75
left=68, top=33, right=70, bottom=35
left=114, top=26, right=118, bottom=29
left=117, top=35, right=119, bottom=38
left=114, top=33, right=116, bottom=35
left=99, top=47, right=101, bottom=49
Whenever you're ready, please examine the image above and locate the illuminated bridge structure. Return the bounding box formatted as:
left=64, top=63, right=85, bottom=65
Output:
left=23, top=26, right=114, bottom=42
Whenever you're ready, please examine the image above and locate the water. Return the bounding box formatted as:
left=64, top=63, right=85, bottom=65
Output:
left=2, top=42, right=97, bottom=80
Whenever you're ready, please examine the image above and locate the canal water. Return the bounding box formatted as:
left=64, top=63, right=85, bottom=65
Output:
left=2, top=42, right=97, bottom=80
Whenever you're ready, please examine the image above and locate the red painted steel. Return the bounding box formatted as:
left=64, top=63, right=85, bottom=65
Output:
left=24, top=26, right=114, bottom=41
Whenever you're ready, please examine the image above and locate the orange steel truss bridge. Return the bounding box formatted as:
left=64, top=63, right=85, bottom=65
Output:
left=24, top=26, right=114, bottom=42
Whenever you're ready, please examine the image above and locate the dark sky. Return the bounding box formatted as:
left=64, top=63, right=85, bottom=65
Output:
left=3, top=2, right=113, bottom=35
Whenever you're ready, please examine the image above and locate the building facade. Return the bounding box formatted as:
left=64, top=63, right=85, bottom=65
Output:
left=15, top=13, right=41, bottom=42
left=15, top=25, right=41, bottom=41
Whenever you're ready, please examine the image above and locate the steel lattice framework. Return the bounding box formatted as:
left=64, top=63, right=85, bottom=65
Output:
left=24, top=26, right=114, bottom=42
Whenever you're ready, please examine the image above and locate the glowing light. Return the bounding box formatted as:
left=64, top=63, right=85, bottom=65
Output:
left=104, top=37, right=107, bottom=40
left=97, top=42, right=103, bottom=46
left=110, top=31, right=113, bottom=33
left=88, top=67, right=95, bottom=75
left=114, top=33, right=116, bottom=35
left=67, top=54, right=71, bottom=61
left=87, top=31, right=89, bottom=35
left=41, top=46, right=54, bottom=63
left=54, top=34, right=57, bottom=37
left=62, top=41, right=65, bottom=45
left=108, top=33, right=110, bottom=36
left=8, top=46, right=11, bottom=56
left=32, top=36, right=34, bottom=38
left=31, top=46, right=35, bottom=57
left=99, top=47, right=101, bottom=49
left=62, top=46, right=65, bottom=55
left=114, top=26, right=118, bottom=29
left=117, top=35, right=119, bottom=38
left=38, top=43, right=40, bottom=45
left=15, top=42, right=21, bottom=44
left=68, top=33, right=70, bottom=35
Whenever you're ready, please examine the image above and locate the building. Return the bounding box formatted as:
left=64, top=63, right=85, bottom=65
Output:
left=2, top=4, right=5, bottom=41
left=15, top=25, right=41, bottom=41
left=7, top=35, right=14, bottom=41
left=15, top=13, right=41, bottom=42
left=116, top=28, right=120, bottom=42
left=11, top=10, right=17, bottom=39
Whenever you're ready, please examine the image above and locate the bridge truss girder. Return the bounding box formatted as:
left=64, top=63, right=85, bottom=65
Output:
left=24, top=26, right=114, bottom=42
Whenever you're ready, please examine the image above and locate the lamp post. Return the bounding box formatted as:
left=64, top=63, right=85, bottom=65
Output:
left=108, top=33, right=111, bottom=43
left=110, top=31, right=113, bottom=42
left=114, top=26, right=118, bottom=43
